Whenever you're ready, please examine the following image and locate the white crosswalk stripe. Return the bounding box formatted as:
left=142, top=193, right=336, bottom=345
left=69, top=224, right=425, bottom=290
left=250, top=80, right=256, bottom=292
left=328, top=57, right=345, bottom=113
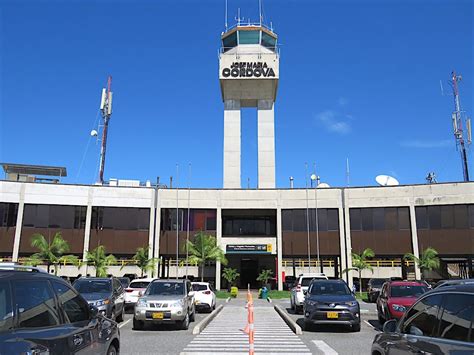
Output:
left=180, top=305, right=311, bottom=355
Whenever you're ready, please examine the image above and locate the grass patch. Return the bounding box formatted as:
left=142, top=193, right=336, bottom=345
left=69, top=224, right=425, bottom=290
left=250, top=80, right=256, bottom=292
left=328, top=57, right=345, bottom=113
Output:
left=268, top=290, right=290, bottom=299
left=216, top=290, right=231, bottom=299
left=355, top=292, right=369, bottom=302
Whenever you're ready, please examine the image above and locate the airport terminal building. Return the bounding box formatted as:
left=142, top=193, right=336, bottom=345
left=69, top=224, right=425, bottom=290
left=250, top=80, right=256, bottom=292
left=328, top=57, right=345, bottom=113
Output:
left=1, top=24, right=472, bottom=290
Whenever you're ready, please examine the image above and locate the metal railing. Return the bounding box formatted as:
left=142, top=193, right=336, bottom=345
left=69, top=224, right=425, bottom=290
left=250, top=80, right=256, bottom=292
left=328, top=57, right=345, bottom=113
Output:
left=281, top=259, right=414, bottom=268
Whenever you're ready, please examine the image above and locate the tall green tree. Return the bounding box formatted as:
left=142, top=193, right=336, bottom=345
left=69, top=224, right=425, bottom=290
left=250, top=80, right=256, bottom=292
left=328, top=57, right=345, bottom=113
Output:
left=86, top=245, right=117, bottom=277
left=343, top=248, right=375, bottom=296
left=127, top=247, right=157, bottom=277
left=186, top=232, right=227, bottom=282
left=30, top=232, right=76, bottom=275
left=222, top=267, right=240, bottom=291
left=404, top=247, right=440, bottom=276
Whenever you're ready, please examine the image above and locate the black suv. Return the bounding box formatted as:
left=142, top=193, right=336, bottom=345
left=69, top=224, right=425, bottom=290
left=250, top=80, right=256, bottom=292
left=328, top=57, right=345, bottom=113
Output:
left=372, top=284, right=474, bottom=354
left=73, top=277, right=125, bottom=322
left=0, top=265, right=120, bottom=354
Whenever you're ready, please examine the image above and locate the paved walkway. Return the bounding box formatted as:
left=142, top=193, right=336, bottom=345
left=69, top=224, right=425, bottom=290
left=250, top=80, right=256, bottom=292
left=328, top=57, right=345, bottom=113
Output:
left=180, top=299, right=311, bottom=354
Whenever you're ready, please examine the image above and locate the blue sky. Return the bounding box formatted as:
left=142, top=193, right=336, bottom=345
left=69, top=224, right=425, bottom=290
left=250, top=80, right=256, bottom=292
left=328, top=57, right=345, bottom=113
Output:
left=1, top=0, right=472, bottom=188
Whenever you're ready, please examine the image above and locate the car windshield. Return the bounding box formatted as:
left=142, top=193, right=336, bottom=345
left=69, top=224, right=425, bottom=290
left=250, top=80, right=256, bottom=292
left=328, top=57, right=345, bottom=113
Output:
left=147, top=282, right=184, bottom=296
left=192, top=284, right=208, bottom=291
left=130, top=281, right=150, bottom=289
left=391, top=285, right=428, bottom=297
left=301, top=277, right=325, bottom=286
left=74, top=280, right=111, bottom=294
left=370, top=279, right=386, bottom=287
left=310, top=282, right=351, bottom=295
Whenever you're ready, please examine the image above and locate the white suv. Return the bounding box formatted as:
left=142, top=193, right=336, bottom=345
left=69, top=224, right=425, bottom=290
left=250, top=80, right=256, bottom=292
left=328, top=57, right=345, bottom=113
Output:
left=290, top=273, right=328, bottom=313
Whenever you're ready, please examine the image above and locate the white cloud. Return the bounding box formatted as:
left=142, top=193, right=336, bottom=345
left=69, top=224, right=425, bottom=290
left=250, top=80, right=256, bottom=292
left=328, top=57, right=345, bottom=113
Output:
left=316, top=110, right=351, bottom=134
left=399, top=139, right=452, bottom=148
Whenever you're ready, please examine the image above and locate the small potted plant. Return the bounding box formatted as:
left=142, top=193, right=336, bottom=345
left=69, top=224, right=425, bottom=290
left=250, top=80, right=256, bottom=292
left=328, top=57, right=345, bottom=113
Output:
left=257, top=269, right=273, bottom=291
left=222, top=267, right=240, bottom=292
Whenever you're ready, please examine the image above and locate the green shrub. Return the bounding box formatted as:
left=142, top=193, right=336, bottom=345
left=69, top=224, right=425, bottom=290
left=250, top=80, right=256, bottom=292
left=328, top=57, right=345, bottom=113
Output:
left=230, top=286, right=238, bottom=298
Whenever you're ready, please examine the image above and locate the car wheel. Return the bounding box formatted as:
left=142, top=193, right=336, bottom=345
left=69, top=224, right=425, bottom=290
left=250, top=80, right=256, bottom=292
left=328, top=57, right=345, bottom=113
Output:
left=190, top=307, right=195, bottom=322
left=133, top=317, right=144, bottom=330
left=116, top=306, right=124, bottom=322
left=351, top=323, right=361, bottom=332
left=378, top=311, right=385, bottom=325
left=178, top=313, right=190, bottom=330
left=107, top=344, right=118, bottom=355
left=212, top=302, right=216, bottom=311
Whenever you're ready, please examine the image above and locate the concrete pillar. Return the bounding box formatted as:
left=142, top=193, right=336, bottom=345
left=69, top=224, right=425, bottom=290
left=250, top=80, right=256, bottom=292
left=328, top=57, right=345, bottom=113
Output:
left=154, top=189, right=162, bottom=276
left=257, top=100, right=276, bottom=189
left=148, top=189, right=157, bottom=276
left=341, top=189, right=353, bottom=289
left=12, top=184, right=26, bottom=262
left=409, top=204, right=422, bottom=280
left=277, top=203, right=283, bottom=291
left=82, top=189, right=93, bottom=263
left=223, top=99, right=241, bottom=188
left=215, top=202, right=222, bottom=290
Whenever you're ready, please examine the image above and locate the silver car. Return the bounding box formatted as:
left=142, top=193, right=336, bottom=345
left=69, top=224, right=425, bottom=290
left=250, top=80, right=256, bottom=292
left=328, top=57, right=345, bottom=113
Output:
left=133, top=279, right=196, bottom=330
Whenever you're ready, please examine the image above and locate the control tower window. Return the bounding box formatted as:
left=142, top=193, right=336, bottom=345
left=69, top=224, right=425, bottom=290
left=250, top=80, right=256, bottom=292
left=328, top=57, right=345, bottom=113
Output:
left=222, top=32, right=237, bottom=52
left=261, top=32, right=276, bottom=50
left=238, top=30, right=260, bottom=44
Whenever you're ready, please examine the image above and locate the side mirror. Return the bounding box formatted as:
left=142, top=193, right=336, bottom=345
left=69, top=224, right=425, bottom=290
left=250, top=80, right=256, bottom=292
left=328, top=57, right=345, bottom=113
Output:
left=89, top=305, right=99, bottom=318
left=382, top=319, right=397, bottom=333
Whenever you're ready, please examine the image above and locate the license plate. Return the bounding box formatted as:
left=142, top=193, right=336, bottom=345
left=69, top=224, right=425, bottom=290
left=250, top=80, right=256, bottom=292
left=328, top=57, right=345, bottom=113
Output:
left=152, top=312, right=164, bottom=319
left=327, top=312, right=338, bottom=319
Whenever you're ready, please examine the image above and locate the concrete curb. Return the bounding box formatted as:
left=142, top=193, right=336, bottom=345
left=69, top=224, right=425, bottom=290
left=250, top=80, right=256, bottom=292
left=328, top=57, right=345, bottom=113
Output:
left=225, top=297, right=231, bottom=303
left=267, top=297, right=272, bottom=303
left=192, top=304, right=224, bottom=335
left=274, top=304, right=302, bottom=335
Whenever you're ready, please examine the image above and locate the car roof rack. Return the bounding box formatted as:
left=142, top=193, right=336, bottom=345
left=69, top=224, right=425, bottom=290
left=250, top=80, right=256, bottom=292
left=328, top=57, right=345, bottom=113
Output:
left=0, top=263, right=47, bottom=273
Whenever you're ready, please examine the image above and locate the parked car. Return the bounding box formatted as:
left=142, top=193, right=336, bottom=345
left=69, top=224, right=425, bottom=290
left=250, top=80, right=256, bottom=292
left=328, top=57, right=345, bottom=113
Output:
left=434, top=278, right=474, bottom=289
left=118, top=277, right=130, bottom=288
left=290, top=273, right=328, bottom=313
left=367, top=278, right=388, bottom=302
left=0, top=265, right=120, bottom=355
left=372, top=284, right=474, bottom=354
left=73, top=277, right=125, bottom=322
left=303, top=279, right=361, bottom=332
left=376, top=280, right=429, bottom=324
left=283, top=276, right=297, bottom=290
left=123, top=273, right=138, bottom=281
left=124, top=277, right=156, bottom=310
left=133, top=279, right=196, bottom=330
left=192, top=282, right=217, bottom=312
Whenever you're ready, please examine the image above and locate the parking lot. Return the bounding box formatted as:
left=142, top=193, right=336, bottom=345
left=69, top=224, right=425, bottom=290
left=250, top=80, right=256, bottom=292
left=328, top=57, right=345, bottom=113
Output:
left=119, top=298, right=382, bottom=355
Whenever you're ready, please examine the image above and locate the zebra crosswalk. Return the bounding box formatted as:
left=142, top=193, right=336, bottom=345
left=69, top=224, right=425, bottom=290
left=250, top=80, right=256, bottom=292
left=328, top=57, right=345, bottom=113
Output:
left=180, top=304, right=311, bottom=355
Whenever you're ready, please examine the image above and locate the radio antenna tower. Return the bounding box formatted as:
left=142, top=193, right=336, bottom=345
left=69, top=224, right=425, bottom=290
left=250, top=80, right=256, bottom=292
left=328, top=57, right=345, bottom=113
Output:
left=98, top=76, right=113, bottom=185
left=450, top=71, right=471, bottom=182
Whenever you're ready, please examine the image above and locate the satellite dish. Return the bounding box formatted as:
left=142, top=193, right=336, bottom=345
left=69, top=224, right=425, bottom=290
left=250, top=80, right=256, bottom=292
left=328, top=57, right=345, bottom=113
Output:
left=317, top=182, right=330, bottom=188
left=90, top=129, right=98, bottom=137
left=376, top=175, right=399, bottom=186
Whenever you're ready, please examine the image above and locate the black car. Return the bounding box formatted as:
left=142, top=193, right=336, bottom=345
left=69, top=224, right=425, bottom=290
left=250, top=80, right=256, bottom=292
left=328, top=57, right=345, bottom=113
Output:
left=303, top=279, right=361, bottom=332
left=372, top=284, right=474, bottom=354
left=367, top=278, right=387, bottom=302
left=73, top=277, right=125, bottom=322
left=434, top=278, right=474, bottom=289
left=0, top=265, right=120, bottom=355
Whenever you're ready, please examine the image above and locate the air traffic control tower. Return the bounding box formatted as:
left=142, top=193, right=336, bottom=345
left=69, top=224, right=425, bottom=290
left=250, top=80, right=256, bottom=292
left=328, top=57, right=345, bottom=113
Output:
left=219, top=23, right=279, bottom=188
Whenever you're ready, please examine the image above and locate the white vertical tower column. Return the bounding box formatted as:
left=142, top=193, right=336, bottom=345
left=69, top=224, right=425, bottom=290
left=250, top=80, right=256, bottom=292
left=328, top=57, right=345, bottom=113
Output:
left=409, top=204, right=422, bottom=280
left=257, top=100, right=276, bottom=188
left=223, top=99, right=241, bottom=188
left=12, top=184, right=26, bottom=262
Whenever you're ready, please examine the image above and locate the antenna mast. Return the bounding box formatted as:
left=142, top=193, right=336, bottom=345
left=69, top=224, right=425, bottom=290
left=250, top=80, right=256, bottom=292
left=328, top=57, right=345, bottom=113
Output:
left=450, top=71, right=471, bottom=182
left=98, top=76, right=113, bottom=185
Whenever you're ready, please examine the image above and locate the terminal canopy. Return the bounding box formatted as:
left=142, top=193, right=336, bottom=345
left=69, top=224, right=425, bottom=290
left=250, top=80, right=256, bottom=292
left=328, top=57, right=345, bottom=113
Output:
left=221, top=26, right=277, bottom=52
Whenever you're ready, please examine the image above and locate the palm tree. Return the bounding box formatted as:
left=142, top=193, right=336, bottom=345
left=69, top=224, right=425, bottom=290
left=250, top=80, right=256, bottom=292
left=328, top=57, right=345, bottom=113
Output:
left=30, top=232, right=75, bottom=275
left=186, top=232, right=227, bottom=282
left=343, top=248, right=375, bottom=296
left=257, top=269, right=273, bottom=287
left=128, top=247, right=157, bottom=277
left=222, top=267, right=240, bottom=291
left=404, top=247, right=440, bottom=276
left=86, top=245, right=117, bottom=277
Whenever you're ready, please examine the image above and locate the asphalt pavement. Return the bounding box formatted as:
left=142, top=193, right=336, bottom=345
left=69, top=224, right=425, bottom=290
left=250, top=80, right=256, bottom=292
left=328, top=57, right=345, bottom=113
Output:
left=119, top=298, right=382, bottom=355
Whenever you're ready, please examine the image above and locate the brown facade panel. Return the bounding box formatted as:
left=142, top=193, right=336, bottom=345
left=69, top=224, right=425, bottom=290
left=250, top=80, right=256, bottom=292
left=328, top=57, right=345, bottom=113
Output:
left=351, top=230, right=412, bottom=255
left=417, top=229, right=474, bottom=255
left=88, top=230, right=149, bottom=255
left=282, top=231, right=340, bottom=256
left=19, top=228, right=85, bottom=254
left=0, top=227, right=15, bottom=254
left=159, top=231, right=216, bottom=256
